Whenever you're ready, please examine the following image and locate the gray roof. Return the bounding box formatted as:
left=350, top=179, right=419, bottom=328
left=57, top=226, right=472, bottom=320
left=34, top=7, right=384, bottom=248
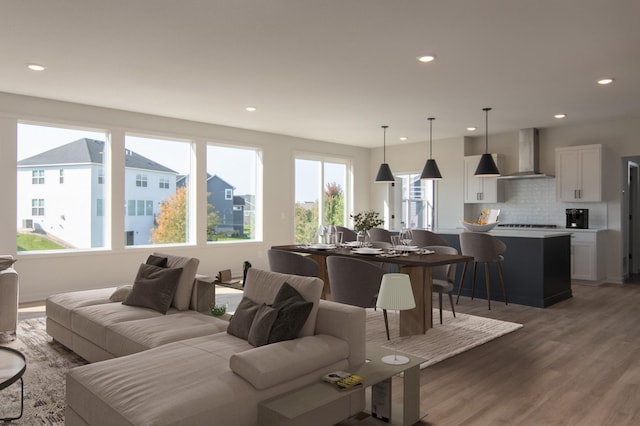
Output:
left=17, top=138, right=177, bottom=174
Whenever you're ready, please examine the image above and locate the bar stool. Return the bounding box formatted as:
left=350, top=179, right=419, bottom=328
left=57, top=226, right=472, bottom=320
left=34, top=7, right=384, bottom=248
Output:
left=457, top=232, right=508, bottom=310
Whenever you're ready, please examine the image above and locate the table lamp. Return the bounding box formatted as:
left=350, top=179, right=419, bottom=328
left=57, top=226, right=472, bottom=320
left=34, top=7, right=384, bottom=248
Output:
left=376, top=273, right=416, bottom=364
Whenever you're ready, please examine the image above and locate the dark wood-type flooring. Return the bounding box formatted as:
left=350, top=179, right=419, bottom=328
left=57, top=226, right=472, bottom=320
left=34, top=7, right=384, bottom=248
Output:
left=408, top=278, right=640, bottom=425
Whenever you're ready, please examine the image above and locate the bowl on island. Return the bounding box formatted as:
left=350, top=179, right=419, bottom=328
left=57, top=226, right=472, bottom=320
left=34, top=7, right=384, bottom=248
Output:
left=461, top=220, right=499, bottom=232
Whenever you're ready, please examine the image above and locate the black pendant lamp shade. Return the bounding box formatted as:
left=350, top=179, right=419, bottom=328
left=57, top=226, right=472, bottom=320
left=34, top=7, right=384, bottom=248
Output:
left=474, top=107, right=500, bottom=177
left=375, top=125, right=395, bottom=183
left=420, top=117, right=442, bottom=180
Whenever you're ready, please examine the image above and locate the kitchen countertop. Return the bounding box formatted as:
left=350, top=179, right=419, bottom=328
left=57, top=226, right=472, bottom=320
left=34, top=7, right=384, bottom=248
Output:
left=435, top=228, right=573, bottom=238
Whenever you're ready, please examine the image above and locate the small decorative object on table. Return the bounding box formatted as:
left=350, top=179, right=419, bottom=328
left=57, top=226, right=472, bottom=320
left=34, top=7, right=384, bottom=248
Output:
left=351, top=210, right=384, bottom=233
left=322, top=370, right=364, bottom=391
left=210, top=304, right=227, bottom=317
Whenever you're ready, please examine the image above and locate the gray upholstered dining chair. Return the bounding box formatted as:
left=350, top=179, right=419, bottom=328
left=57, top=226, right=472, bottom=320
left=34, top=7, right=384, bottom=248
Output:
left=367, top=228, right=393, bottom=244
left=334, top=226, right=357, bottom=242
left=411, top=229, right=449, bottom=247
left=457, top=232, right=508, bottom=310
left=326, top=256, right=390, bottom=340
left=267, top=249, right=319, bottom=277
left=425, top=245, right=458, bottom=324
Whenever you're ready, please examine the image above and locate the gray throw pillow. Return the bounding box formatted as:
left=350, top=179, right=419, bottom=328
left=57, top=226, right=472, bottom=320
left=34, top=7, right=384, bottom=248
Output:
left=268, top=282, right=313, bottom=344
left=122, top=264, right=182, bottom=314
left=146, top=254, right=168, bottom=268
left=109, top=285, right=133, bottom=302
left=247, top=304, right=278, bottom=347
left=0, top=255, right=16, bottom=271
left=227, top=296, right=260, bottom=340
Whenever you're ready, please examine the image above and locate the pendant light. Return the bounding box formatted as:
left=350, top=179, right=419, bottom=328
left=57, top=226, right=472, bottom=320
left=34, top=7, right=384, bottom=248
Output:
left=420, top=117, right=442, bottom=180
left=375, top=125, right=395, bottom=183
left=474, top=107, right=500, bottom=176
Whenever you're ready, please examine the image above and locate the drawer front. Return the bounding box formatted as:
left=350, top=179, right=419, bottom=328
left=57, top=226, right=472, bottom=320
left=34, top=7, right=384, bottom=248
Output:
left=570, top=232, right=596, bottom=244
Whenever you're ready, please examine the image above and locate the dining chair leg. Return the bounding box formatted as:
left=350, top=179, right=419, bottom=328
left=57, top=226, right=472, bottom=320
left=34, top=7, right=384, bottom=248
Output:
left=484, top=262, right=492, bottom=310
left=456, top=261, right=469, bottom=304
left=448, top=292, right=456, bottom=318
left=382, top=309, right=390, bottom=340
left=438, top=290, right=444, bottom=324
left=497, top=262, right=508, bottom=305
left=471, top=262, right=478, bottom=300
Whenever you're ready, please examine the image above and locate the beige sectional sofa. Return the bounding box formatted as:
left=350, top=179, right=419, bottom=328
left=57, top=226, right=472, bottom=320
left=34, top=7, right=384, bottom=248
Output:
left=46, top=253, right=366, bottom=425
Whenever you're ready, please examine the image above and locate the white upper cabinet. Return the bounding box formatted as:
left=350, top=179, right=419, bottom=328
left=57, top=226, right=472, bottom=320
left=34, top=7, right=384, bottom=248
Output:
left=555, top=144, right=602, bottom=202
left=464, top=154, right=502, bottom=203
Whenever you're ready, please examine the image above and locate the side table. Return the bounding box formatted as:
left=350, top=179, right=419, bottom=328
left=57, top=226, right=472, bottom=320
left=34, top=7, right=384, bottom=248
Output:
left=0, top=346, right=26, bottom=422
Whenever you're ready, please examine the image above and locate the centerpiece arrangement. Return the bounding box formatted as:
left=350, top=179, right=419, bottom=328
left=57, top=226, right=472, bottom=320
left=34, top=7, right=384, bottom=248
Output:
left=351, top=210, right=384, bottom=234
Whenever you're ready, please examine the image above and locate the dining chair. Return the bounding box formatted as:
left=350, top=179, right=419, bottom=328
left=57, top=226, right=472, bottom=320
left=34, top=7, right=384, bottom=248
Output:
left=424, top=245, right=458, bottom=324
left=267, top=249, right=319, bottom=277
left=457, top=232, right=508, bottom=310
left=326, top=256, right=390, bottom=339
left=367, top=228, right=393, bottom=244
left=410, top=229, right=449, bottom=247
left=334, top=226, right=357, bottom=242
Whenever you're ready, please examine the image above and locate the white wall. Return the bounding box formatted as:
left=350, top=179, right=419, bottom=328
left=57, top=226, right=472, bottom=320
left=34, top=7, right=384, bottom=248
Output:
left=0, top=92, right=371, bottom=302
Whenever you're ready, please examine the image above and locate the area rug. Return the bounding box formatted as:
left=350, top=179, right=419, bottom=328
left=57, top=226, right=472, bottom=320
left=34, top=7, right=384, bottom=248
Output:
left=365, top=309, right=523, bottom=368
left=0, top=318, right=87, bottom=425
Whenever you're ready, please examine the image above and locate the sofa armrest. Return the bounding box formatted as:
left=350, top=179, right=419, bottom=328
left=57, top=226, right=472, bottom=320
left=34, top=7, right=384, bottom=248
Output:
left=315, top=300, right=366, bottom=369
left=229, top=334, right=349, bottom=389
left=189, top=275, right=215, bottom=312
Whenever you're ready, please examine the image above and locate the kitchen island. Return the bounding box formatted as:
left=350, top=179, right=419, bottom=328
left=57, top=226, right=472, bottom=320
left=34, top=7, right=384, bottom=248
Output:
left=435, top=228, right=572, bottom=308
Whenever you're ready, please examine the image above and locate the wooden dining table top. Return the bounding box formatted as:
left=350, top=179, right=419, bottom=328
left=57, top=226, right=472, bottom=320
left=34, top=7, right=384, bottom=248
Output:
left=271, top=244, right=473, bottom=267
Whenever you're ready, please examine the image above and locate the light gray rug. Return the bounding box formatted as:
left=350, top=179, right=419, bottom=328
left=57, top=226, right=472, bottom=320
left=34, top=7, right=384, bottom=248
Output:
left=0, top=318, right=86, bottom=425
left=366, top=309, right=523, bottom=368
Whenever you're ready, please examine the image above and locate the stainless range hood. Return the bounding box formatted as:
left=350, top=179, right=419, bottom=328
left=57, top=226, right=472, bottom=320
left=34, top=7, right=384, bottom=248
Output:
left=498, top=128, right=554, bottom=179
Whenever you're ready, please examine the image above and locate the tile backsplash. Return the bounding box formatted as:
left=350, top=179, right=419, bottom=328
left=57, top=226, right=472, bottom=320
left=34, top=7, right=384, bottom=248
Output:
left=465, top=178, right=607, bottom=229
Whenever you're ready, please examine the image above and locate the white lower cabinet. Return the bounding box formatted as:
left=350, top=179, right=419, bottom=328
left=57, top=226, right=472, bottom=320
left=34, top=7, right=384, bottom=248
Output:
left=570, top=231, right=604, bottom=281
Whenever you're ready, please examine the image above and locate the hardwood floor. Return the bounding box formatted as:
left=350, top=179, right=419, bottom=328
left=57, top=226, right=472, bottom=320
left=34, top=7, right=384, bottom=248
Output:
left=406, top=282, right=640, bottom=425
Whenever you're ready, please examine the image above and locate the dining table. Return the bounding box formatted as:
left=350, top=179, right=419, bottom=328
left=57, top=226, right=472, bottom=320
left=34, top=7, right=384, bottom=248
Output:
left=270, top=244, right=473, bottom=336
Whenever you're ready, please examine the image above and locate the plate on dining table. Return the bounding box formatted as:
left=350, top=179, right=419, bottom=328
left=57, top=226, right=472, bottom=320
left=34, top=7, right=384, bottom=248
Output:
left=308, top=243, right=337, bottom=250
left=343, top=241, right=361, bottom=247
left=395, top=245, right=419, bottom=252
left=351, top=247, right=384, bottom=255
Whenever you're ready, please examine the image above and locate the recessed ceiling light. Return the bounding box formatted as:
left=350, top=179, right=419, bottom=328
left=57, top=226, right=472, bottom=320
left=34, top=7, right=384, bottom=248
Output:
left=27, top=64, right=46, bottom=71
left=417, top=55, right=435, bottom=63
left=399, top=136, right=408, bottom=141
left=597, top=78, right=614, bottom=85
left=467, top=127, right=477, bottom=131
left=554, top=113, right=567, bottom=119
left=245, top=106, right=257, bottom=112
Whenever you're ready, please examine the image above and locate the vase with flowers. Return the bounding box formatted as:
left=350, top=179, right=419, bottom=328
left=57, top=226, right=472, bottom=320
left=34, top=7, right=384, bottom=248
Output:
left=351, top=210, right=384, bottom=245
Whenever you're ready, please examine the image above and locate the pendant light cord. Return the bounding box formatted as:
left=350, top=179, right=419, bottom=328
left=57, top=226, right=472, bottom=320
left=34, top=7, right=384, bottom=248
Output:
left=483, top=107, right=491, bottom=153
left=382, top=125, right=388, bottom=162
left=428, top=117, right=435, bottom=159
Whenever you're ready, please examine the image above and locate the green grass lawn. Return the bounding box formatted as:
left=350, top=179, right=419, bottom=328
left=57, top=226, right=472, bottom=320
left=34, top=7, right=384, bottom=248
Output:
left=17, top=233, right=65, bottom=251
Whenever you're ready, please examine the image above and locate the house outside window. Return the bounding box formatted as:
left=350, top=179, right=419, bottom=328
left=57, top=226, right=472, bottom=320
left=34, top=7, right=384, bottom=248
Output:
left=31, top=199, right=45, bottom=216
left=127, top=200, right=136, bottom=216
left=97, top=199, right=103, bottom=217
left=17, top=122, right=108, bottom=251
left=205, top=144, right=261, bottom=242
left=32, top=169, right=44, bottom=184
left=159, top=178, right=170, bottom=189
left=294, top=156, right=350, bottom=244
left=98, top=170, right=104, bottom=184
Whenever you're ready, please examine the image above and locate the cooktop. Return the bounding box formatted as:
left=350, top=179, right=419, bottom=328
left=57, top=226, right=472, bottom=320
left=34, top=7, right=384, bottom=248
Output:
left=497, top=224, right=558, bottom=229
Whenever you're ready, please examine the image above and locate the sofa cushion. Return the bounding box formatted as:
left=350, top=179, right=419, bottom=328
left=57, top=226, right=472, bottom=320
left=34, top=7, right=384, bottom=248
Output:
left=46, top=288, right=117, bottom=329
left=247, top=304, right=278, bottom=347
left=243, top=268, right=323, bottom=337
left=227, top=296, right=260, bottom=340
left=153, top=252, right=199, bottom=311
left=106, top=312, right=229, bottom=356
left=109, top=285, right=133, bottom=302
left=0, top=255, right=16, bottom=271
left=268, top=282, right=313, bottom=344
left=123, top=264, right=182, bottom=314
left=230, top=334, right=350, bottom=389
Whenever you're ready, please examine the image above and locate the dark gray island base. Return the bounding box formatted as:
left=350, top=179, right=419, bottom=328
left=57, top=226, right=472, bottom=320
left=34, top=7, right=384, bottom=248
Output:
left=438, top=230, right=572, bottom=308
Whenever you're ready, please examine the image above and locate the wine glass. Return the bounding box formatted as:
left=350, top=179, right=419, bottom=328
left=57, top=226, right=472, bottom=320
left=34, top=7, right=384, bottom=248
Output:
left=400, top=228, right=413, bottom=247
left=317, top=225, right=327, bottom=244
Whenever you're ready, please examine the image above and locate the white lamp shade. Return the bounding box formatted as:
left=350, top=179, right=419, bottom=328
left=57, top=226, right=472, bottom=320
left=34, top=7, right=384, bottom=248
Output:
left=376, top=273, right=416, bottom=311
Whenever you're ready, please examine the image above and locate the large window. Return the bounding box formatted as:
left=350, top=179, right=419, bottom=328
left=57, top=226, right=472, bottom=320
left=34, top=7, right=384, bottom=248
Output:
left=395, top=173, right=434, bottom=229
left=17, top=123, right=108, bottom=251
left=206, top=144, right=261, bottom=242
left=125, top=135, right=192, bottom=246
left=294, top=157, right=349, bottom=244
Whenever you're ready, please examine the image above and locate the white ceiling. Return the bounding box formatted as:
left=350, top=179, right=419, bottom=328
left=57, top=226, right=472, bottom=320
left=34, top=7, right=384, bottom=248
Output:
left=1, top=0, right=639, bottom=147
